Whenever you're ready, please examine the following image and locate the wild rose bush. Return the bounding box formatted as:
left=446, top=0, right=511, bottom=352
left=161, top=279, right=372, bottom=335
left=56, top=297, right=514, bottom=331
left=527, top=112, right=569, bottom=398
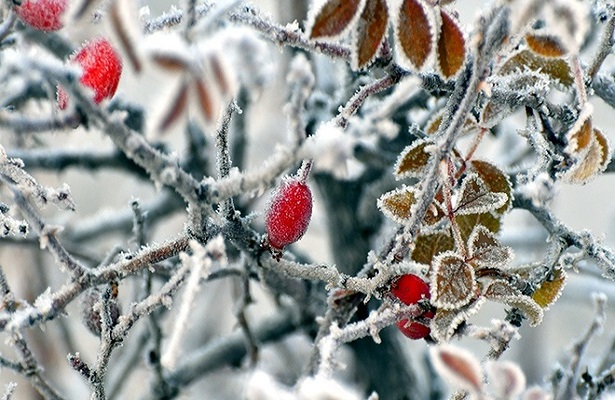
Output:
left=0, top=0, right=615, bottom=399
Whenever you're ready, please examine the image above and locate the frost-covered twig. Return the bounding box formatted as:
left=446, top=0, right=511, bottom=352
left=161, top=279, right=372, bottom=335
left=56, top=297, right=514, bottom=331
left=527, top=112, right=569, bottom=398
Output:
left=0, top=112, right=81, bottom=134
left=1, top=382, right=16, bottom=400
left=556, top=293, right=607, bottom=400
left=587, top=4, right=615, bottom=81
left=514, top=193, right=615, bottom=280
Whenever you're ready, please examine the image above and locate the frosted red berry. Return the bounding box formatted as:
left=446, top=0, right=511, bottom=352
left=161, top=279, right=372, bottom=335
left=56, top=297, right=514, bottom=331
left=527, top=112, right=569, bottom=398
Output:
left=391, top=274, right=434, bottom=340
left=14, top=0, right=68, bottom=31
left=57, top=37, right=123, bottom=110
left=265, top=178, right=313, bottom=250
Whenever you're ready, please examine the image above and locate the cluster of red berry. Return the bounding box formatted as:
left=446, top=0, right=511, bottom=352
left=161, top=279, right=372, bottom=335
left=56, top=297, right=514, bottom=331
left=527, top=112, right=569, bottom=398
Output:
left=14, top=0, right=123, bottom=109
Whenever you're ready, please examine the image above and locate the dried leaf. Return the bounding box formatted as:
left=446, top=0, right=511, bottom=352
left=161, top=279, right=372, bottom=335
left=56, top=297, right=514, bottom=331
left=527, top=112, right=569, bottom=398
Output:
left=454, top=174, right=507, bottom=216
left=486, top=361, right=527, bottom=399
left=411, top=232, right=455, bottom=265
left=110, top=1, right=142, bottom=73
left=394, top=139, right=433, bottom=179
left=499, top=49, right=573, bottom=87
left=526, top=31, right=568, bottom=57
left=151, top=53, right=190, bottom=72
left=483, top=280, right=543, bottom=326
left=456, top=213, right=501, bottom=242
left=594, top=128, right=611, bottom=170
left=469, top=160, right=512, bottom=214
left=195, top=79, right=216, bottom=123
left=353, top=0, right=389, bottom=69
left=467, top=225, right=512, bottom=269
left=562, top=129, right=609, bottom=184
left=158, top=81, right=189, bottom=131
left=423, top=197, right=447, bottom=226
left=377, top=185, right=418, bottom=223
left=431, top=344, right=484, bottom=392
left=309, top=0, right=365, bottom=39
left=395, top=0, right=435, bottom=71
left=431, top=298, right=485, bottom=342
left=532, top=268, right=567, bottom=309
left=437, top=9, right=466, bottom=79
left=431, top=251, right=476, bottom=309
left=564, top=106, right=593, bottom=156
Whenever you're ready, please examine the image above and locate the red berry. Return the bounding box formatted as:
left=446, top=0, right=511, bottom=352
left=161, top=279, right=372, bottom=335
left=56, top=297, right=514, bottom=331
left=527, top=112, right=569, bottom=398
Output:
left=265, top=178, right=313, bottom=250
left=57, top=37, right=123, bottom=110
left=391, top=274, right=434, bottom=340
left=14, top=0, right=68, bottom=31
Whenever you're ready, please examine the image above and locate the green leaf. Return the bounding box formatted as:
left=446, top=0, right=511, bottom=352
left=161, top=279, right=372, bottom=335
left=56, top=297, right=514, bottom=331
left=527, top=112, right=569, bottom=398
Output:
left=411, top=232, right=455, bottom=265
left=532, top=268, right=567, bottom=309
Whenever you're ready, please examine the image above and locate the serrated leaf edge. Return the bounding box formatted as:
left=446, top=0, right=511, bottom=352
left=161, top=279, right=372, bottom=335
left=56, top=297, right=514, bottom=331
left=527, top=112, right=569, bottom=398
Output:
left=394, top=138, right=434, bottom=179
left=454, top=173, right=508, bottom=216
left=393, top=0, right=438, bottom=72
left=351, top=0, right=390, bottom=70
left=467, top=225, right=513, bottom=269
left=306, top=0, right=367, bottom=41
left=377, top=184, right=419, bottom=224
left=431, top=250, right=477, bottom=310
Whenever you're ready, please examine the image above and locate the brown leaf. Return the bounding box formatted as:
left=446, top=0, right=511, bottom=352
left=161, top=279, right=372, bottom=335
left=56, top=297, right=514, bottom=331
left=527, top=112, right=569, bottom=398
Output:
left=564, top=107, right=593, bottom=156
left=431, top=251, right=476, bottom=309
left=454, top=174, right=507, bottom=216
left=151, top=53, right=190, bottom=72
left=483, top=280, right=543, bottom=326
left=377, top=185, right=418, bottom=223
left=411, top=232, right=455, bottom=265
left=208, top=54, right=231, bottom=96
left=158, top=81, right=189, bottom=132
left=110, top=1, right=142, bottom=73
left=467, top=225, right=512, bottom=269
left=394, top=139, right=433, bottom=179
left=353, top=0, right=389, bottom=69
left=594, top=128, right=611, bottom=170
left=469, top=160, right=512, bottom=214
left=309, top=0, right=364, bottom=39
left=561, top=130, right=606, bottom=184
left=526, top=31, right=568, bottom=57
left=195, top=79, right=216, bottom=123
left=532, top=268, right=567, bottom=309
left=437, top=9, right=466, bottom=78
left=499, top=49, right=573, bottom=87
left=431, top=344, right=484, bottom=392
left=395, top=0, right=435, bottom=70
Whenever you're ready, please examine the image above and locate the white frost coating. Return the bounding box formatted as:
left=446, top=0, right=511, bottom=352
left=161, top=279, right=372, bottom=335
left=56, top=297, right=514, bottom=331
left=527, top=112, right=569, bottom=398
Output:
left=305, top=122, right=356, bottom=179
left=543, top=0, right=589, bottom=55
left=33, top=287, right=54, bottom=315
left=516, top=172, right=554, bottom=207
left=245, top=370, right=295, bottom=400
left=297, top=375, right=362, bottom=400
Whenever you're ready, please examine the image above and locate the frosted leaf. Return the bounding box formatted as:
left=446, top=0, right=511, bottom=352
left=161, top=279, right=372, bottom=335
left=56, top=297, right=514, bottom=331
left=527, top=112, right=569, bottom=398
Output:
left=561, top=128, right=610, bottom=184
left=431, top=298, right=485, bottom=342
left=486, top=361, right=527, bottom=399
left=394, top=138, right=433, bottom=179
left=532, top=268, right=567, bottom=309
left=453, top=174, right=507, bottom=216
left=526, top=30, right=568, bottom=57
left=436, top=9, right=466, bottom=79
left=352, top=0, right=389, bottom=70
left=394, top=0, right=436, bottom=71
left=425, top=109, right=478, bottom=136
left=377, top=185, right=419, bottom=224
left=306, top=0, right=365, bottom=40
left=431, top=251, right=476, bottom=309
left=469, top=160, right=513, bottom=214
left=498, top=48, right=573, bottom=87
left=483, top=280, right=543, bottom=326
left=467, top=225, right=513, bottom=269
left=456, top=212, right=501, bottom=242
left=564, top=104, right=593, bottom=157
left=411, top=231, right=455, bottom=265
left=430, top=344, right=484, bottom=393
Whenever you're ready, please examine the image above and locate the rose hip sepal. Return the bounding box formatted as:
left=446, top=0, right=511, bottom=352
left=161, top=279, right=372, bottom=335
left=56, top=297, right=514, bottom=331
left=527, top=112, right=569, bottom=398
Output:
left=57, top=37, right=123, bottom=110
left=391, top=273, right=434, bottom=340
left=14, top=0, right=68, bottom=32
left=264, top=177, right=313, bottom=256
